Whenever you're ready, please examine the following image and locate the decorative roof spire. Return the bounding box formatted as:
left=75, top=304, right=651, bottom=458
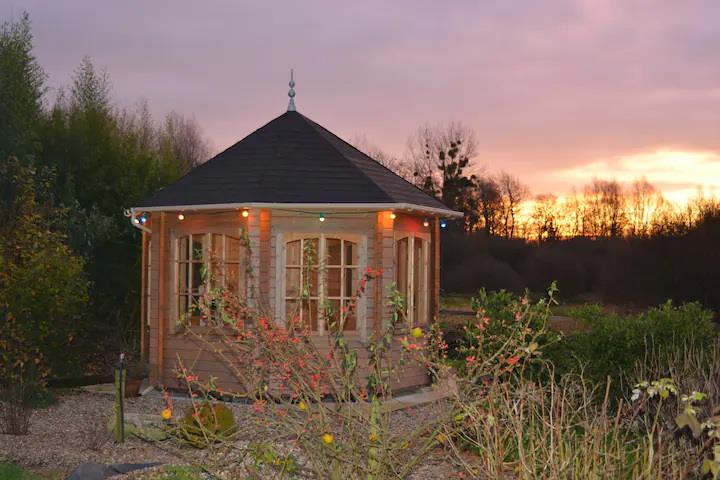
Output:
left=287, top=69, right=296, bottom=112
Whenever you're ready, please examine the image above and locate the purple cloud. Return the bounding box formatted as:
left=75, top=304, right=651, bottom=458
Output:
left=3, top=0, right=719, bottom=199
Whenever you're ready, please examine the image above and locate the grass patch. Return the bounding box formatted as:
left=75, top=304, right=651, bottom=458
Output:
left=440, top=294, right=473, bottom=310
left=147, top=465, right=203, bottom=480
left=0, top=464, right=50, bottom=480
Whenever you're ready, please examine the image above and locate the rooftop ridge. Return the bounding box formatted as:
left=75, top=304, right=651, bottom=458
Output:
left=297, top=112, right=449, bottom=208
left=135, top=110, right=456, bottom=214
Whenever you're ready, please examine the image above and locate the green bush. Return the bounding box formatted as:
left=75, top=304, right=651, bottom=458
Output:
left=177, top=402, right=237, bottom=448
left=545, top=301, right=716, bottom=401
left=0, top=311, right=51, bottom=435
left=445, top=287, right=559, bottom=368
left=0, top=158, right=89, bottom=375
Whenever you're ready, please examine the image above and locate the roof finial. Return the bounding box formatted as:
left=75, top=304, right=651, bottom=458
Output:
left=287, top=69, right=296, bottom=112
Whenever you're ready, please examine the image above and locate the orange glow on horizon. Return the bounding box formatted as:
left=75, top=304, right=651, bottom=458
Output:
left=554, top=148, right=720, bottom=208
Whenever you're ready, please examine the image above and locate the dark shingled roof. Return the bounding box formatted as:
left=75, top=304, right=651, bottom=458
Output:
left=136, top=111, right=454, bottom=213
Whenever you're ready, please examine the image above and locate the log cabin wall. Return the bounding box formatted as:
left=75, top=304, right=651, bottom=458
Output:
left=432, top=217, right=441, bottom=322
left=139, top=230, right=149, bottom=363
left=148, top=209, right=433, bottom=392
left=147, top=210, right=249, bottom=388
left=374, top=211, right=395, bottom=334
left=148, top=213, right=161, bottom=385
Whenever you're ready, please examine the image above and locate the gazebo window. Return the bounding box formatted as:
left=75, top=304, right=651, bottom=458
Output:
left=285, top=236, right=358, bottom=332
left=396, top=235, right=429, bottom=326
left=176, top=233, right=244, bottom=324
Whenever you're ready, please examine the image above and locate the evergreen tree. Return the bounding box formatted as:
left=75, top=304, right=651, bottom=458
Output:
left=38, top=57, right=181, bottom=354
left=0, top=12, right=46, bottom=160
left=0, top=13, right=206, bottom=372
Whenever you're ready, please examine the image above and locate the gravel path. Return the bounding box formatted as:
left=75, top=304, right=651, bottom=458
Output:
left=0, top=391, right=184, bottom=476
left=0, top=390, right=458, bottom=479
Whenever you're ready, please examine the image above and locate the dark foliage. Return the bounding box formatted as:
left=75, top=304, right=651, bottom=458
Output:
left=442, top=210, right=720, bottom=310
left=0, top=14, right=206, bottom=378
left=543, top=302, right=716, bottom=402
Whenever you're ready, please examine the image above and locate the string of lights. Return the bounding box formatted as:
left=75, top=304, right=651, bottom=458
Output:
left=133, top=208, right=450, bottom=229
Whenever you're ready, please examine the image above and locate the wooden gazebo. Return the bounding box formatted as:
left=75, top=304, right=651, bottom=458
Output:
left=129, top=81, right=461, bottom=391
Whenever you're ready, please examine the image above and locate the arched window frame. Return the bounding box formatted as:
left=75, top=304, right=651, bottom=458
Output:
left=395, top=232, right=431, bottom=327
left=277, top=233, right=367, bottom=335
left=172, top=231, right=247, bottom=327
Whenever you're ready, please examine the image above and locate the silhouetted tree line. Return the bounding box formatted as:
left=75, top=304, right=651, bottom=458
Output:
left=441, top=204, right=720, bottom=309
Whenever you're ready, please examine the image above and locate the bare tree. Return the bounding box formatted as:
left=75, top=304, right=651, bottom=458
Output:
left=562, top=187, right=585, bottom=237
left=160, top=111, right=212, bottom=174
left=627, top=177, right=664, bottom=237
left=475, top=176, right=502, bottom=235
left=532, top=194, right=560, bottom=242
left=350, top=135, right=415, bottom=182
left=405, top=125, right=436, bottom=195
left=583, top=179, right=626, bottom=238
left=406, top=122, right=480, bottom=232
left=405, top=122, right=479, bottom=199
left=496, top=171, right=530, bottom=238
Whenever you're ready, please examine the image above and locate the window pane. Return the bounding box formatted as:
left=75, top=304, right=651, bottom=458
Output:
left=208, top=261, right=220, bottom=290
left=414, top=240, right=423, bottom=284
left=324, top=299, right=341, bottom=331
left=344, top=241, right=356, bottom=266
left=226, top=264, right=240, bottom=294
left=210, top=234, right=223, bottom=262
left=178, top=233, right=246, bottom=326
left=303, top=238, right=318, bottom=265
left=344, top=267, right=357, bottom=297
left=192, top=263, right=204, bottom=293
left=286, top=267, right=301, bottom=297
left=342, top=300, right=356, bottom=331
left=302, top=299, right=318, bottom=331
left=178, top=262, right=189, bottom=291
left=326, top=268, right=341, bottom=297
left=190, top=295, right=202, bottom=317
left=396, top=238, right=409, bottom=302
left=414, top=240, right=426, bottom=324
left=191, top=236, right=204, bottom=261
left=179, top=295, right=188, bottom=314
left=307, top=267, right=319, bottom=297
left=285, top=300, right=300, bottom=324
left=226, top=236, right=241, bottom=262
left=179, top=237, right=189, bottom=262
left=326, top=238, right=342, bottom=265
left=286, top=240, right=301, bottom=265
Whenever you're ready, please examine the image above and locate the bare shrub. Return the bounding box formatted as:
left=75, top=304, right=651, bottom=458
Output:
left=0, top=312, right=49, bottom=435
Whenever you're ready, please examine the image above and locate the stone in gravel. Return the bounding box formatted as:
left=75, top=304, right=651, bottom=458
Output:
left=67, top=462, right=162, bottom=480
left=66, top=463, right=113, bottom=480
left=106, top=413, right=168, bottom=441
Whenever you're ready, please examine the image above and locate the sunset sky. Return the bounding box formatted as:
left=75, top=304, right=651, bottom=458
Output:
left=3, top=0, right=719, bottom=204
